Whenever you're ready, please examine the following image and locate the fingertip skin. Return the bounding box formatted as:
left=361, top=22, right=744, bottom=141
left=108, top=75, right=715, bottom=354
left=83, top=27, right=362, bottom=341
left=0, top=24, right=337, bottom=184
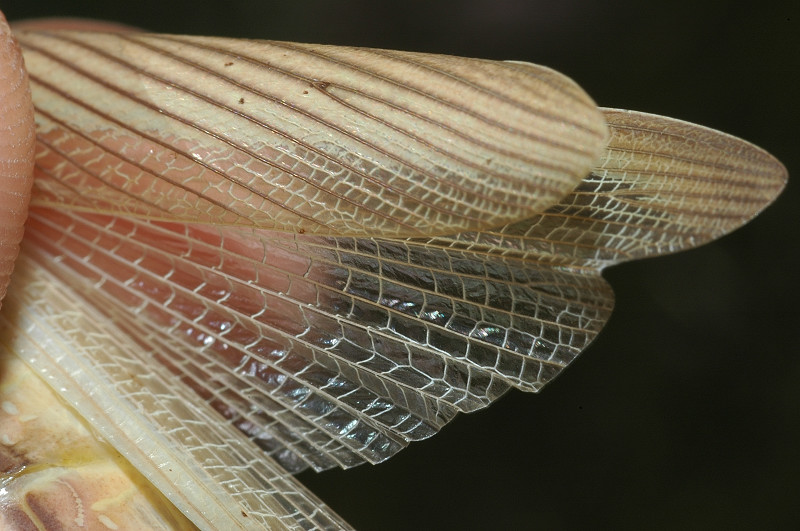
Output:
left=0, top=11, right=35, bottom=308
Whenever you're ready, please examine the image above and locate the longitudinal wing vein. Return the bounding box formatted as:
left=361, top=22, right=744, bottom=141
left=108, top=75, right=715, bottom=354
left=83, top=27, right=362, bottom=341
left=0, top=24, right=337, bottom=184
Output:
left=2, top=253, right=353, bottom=530
left=17, top=29, right=608, bottom=237
left=427, top=109, right=787, bottom=267
left=24, top=205, right=614, bottom=471
left=4, top=26, right=787, bottom=531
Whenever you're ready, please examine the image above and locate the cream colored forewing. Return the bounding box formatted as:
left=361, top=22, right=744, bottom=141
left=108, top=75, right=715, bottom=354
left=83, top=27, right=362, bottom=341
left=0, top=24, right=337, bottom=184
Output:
left=425, top=109, right=787, bottom=268
left=17, top=29, right=607, bottom=237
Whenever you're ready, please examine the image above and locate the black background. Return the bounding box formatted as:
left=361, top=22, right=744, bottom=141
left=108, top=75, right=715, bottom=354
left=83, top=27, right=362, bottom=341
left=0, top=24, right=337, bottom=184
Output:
left=3, top=1, right=798, bottom=529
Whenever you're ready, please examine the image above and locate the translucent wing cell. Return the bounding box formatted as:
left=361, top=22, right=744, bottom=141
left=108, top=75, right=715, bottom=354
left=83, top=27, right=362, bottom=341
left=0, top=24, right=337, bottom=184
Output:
left=0, top=22, right=786, bottom=531
left=20, top=29, right=608, bottom=237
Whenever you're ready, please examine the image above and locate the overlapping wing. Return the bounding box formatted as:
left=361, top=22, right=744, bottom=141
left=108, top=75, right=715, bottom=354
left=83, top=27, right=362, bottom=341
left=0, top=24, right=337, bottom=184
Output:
left=4, top=27, right=611, bottom=530
left=18, top=29, right=607, bottom=237
left=429, top=108, right=786, bottom=268
left=14, top=105, right=785, bottom=478
left=23, top=206, right=615, bottom=473
left=0, top=26, right=786, bottom=531
left=0, top=258, right=351, bottom=530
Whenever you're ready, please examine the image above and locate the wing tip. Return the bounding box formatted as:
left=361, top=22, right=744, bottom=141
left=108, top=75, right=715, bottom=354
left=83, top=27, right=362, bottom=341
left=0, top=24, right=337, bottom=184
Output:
left=599, top=108, right=787, bottom=252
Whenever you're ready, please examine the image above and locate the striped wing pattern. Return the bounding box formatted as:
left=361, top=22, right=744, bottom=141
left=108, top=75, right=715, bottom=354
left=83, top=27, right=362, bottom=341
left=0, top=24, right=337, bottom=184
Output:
left=0, top=26, right=786, bottom=531
left=22, top=30, right=607, bottom=237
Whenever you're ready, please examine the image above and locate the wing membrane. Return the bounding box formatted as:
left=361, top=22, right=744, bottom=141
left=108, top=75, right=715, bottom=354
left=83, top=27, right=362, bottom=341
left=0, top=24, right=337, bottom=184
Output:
left=2, top=26, right=787, bottom=531
left=425, top=109, right=787, bottom=267
left=17, top=29, right=608, bottom=237
left=1, top=254, right=353, bottom=530
left=23, top=206, right=614, bottom=471
left=17, top=105, right=783, bottom=476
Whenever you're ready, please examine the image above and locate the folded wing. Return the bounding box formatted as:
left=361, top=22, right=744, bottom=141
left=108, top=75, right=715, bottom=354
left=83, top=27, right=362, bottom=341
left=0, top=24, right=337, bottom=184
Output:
left=2, top=27, right=786, bottom=531
left=18, top=29, right=607, bottom=237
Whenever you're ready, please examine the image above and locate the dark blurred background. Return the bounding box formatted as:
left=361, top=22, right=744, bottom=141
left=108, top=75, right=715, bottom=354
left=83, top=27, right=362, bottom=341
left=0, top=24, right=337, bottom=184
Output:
left=3, top=1, right=797, bottom=529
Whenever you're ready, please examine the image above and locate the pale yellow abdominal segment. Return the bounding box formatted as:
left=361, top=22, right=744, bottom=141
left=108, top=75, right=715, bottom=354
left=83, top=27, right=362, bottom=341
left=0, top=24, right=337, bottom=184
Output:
left=0, top=356, right=195, bottom=530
